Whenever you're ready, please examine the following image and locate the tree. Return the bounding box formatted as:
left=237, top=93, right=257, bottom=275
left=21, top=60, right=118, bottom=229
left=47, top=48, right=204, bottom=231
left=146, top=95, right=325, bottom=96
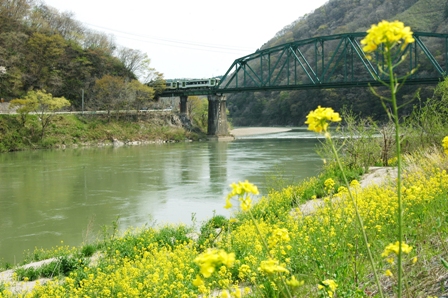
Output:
left=127, top=79, right=155, bottom=112
left=0, top=30, right=28, bottom=99
left=146, top=71, right=166, bottom=96
left=91, top=75, right=126, bottom=119
left=9, top=89, right=70, bottom=138
left=29, top=4, right=85, bottom=42
left=0, top=0, right=33, bottom=32
left=24, top=32, right=67, bottom=91
left=188, top=96, right=208, bottom=131
left=115, top=47, right=148, bottom=81
left=82, top=29, right=116, bottom=55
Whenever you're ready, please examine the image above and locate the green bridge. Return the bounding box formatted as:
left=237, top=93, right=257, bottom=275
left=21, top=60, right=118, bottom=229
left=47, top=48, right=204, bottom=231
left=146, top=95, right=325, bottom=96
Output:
left=161, top=32, right=448, bottom=137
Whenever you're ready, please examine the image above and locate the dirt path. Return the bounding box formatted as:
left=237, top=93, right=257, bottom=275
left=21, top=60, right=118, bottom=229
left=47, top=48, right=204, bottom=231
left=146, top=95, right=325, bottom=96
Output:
left=299, top=166, right=398, bottom=215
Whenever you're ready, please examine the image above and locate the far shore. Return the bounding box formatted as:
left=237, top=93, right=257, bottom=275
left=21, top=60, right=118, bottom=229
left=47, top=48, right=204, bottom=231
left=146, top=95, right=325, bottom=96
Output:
left=230, top=127, right=292, bottom=137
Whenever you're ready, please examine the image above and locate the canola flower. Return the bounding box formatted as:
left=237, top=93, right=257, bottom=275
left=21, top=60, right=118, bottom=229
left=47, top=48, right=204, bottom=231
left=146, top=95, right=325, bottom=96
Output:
left=305, top=104, right=384, bottom=297
left=361, top=20, right=415, bottom=54
left=442, top=136, right=448, bottom=154
left=258, top=258, right=289, bottom=275
left=286, top=276, right=304, bottom=288
left=225, top=180, right=259, bottom=211
left=381, top=241, right=412, bottom=257
left=385, top=269, right=394, bottom=277
left=304, top=106, right=341, bottom=134
left=318, top=279, right=338, bottom=297
left=194, top=248, right=235, bottom=278
left=324, top=178, right=336, bottom=193
left=360, top=20, right=416, bottom=298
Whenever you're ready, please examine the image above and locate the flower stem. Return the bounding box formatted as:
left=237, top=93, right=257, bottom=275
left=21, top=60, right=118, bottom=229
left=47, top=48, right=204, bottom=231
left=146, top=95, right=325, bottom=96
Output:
left=328, top=137, right=385, bottom=298
left=386, top=48, right=404, bottom=298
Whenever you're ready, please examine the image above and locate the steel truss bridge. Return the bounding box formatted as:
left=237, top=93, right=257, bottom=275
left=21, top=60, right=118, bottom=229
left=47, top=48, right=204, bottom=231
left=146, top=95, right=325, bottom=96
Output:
left=162, top=31, right=448, bottom=97
left=160, top=32, right=448, bottom=136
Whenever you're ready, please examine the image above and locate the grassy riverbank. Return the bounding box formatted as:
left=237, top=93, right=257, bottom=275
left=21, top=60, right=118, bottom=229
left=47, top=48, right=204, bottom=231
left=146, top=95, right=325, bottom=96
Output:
left=1, top=148, right=447, bottom=297
left=0, top=112, right=205, bottom=152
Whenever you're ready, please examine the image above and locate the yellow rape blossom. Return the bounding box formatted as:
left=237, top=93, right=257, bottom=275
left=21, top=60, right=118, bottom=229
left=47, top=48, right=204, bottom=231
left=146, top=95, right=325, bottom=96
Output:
left=258, top=258, right=289, bottom=275
left=381, top=241, right=412, bottom=257
left=384, top=269, right=393, bottom=277
left=286, top=276, right=304, bottom=288
left=442, top=136, right=448, bottom=154
left=318, top=279, right=338, bottom=297
left=228, top=180, right=259, bottom=197
left=324, top=178, right=336, bottom=193
left=305, top=106, right=341, bottom=133
left=194, top=249, right=235, bottom=278
left=226, top=180, right=259, bottom=211
left=224, top=197, right=233, bottom=209
left=361, top=20, right=414, bottom=53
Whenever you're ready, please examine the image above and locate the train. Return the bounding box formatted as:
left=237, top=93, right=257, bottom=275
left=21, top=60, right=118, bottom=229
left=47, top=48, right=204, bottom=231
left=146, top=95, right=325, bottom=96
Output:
left=165, top=78, right=220, bottom=90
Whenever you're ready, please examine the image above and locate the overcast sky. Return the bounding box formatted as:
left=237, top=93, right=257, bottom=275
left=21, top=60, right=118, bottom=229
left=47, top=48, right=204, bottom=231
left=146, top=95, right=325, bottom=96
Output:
left=43, top=0, right=328, bottom=80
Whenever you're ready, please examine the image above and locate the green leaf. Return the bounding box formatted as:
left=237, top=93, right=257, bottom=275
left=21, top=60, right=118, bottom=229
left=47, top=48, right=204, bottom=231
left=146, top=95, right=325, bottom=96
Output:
left=442, top=257, right=448, bottom=269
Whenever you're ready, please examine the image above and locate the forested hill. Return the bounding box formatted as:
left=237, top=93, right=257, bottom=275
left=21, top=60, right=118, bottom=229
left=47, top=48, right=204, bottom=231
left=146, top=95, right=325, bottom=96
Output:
left=227, top=0, right=448, bottom=126
left=0, top=0, right=165, bottom=110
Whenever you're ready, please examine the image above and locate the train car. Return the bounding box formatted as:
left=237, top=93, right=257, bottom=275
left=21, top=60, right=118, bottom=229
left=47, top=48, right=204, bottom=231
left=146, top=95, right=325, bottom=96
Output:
left=165, top=81, right=179, bottom=89
left=165, top=78, right=220, bottom=90
left=180, top=78, right=220, bottom=89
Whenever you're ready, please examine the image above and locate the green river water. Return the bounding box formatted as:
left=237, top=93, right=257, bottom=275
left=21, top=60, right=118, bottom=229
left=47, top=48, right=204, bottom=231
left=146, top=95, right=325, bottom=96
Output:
left=0, top=128, right=323, bottom=264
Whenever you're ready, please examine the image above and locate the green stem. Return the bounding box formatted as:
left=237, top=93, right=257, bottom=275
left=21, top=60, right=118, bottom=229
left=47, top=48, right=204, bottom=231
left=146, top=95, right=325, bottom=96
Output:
left=386, top=49, right=404, bottom=298
left=328, top=137, right=384, bottom=298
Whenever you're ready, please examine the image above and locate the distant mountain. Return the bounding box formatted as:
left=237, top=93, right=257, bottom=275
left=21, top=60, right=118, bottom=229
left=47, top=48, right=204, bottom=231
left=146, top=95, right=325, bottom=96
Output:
left=227, top=0, right=448, bottom=126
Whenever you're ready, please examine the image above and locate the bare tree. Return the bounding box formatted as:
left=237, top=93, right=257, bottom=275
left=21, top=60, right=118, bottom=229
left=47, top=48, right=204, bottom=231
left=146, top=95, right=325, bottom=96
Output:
left=30, top=4, right=85, bottom=42
left=115, top=47, right=153, bottom=81
left=83, top=30, right=116, bottom=55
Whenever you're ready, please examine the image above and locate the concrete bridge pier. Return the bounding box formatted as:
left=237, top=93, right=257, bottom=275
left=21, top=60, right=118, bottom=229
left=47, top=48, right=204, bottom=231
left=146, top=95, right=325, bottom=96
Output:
left=207, top=94, right=233, bottom=140
left=180, top=95, right=188, bottom=114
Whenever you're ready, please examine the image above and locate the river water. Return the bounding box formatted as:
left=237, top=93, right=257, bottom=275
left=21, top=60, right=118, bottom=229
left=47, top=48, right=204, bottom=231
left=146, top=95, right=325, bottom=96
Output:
left=0, top=128, right=323, bottom=264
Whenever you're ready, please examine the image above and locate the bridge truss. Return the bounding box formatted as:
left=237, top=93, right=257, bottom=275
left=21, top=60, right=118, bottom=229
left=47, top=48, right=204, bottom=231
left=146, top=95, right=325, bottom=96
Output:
left=216, top=32, right=448, bottom=93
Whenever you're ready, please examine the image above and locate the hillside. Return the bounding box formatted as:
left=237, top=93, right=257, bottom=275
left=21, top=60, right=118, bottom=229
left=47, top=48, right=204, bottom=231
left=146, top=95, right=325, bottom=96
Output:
left=0, top=0, right=165, bottom=110
left=227, top=0, right=448, bottom=126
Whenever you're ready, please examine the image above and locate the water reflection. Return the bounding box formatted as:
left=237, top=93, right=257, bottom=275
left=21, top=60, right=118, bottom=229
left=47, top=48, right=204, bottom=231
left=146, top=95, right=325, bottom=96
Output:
left=208, top=141, right=228, bottom=193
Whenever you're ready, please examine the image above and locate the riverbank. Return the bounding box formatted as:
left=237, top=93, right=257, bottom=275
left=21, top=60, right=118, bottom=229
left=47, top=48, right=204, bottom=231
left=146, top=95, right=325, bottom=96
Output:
left=230, top=127, right=292, bottom=137
left=0, top=113, right=204, bottom=152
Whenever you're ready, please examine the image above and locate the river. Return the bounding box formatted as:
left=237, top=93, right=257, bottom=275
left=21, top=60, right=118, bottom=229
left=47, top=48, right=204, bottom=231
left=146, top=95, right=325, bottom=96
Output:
left=0, top=128, right=323, bottom=264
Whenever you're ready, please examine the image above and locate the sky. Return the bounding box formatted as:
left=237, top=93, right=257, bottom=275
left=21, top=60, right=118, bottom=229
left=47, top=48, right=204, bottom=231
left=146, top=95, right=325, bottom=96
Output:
left=43, top=0, right=328, bottom=80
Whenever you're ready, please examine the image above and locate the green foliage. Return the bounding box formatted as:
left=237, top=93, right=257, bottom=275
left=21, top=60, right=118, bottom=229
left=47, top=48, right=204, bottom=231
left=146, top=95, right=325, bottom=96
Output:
left=197, top=215, right=229, bottom=248
left=14, top=255, right=88, bottom=281
left=80, top=244, right=97, bottom=258
left=317, top=108, right=384, bottom=171
left=188, top=96, right=208, bottom=132
left=404, top=78, right=448, bottom=152
left=9, top=90, right=70, bottom=139
left=153, top=225, right=191, bottom=248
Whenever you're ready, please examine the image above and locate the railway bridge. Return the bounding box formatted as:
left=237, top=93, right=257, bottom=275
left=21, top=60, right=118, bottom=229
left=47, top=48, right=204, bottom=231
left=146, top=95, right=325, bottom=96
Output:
left=160, top=32, right=448, bottom=137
